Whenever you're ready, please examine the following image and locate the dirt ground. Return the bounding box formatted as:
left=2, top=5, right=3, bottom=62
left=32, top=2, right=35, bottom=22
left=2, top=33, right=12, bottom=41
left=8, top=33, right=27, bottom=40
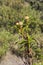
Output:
left=0, top=51, right=25, bottom=65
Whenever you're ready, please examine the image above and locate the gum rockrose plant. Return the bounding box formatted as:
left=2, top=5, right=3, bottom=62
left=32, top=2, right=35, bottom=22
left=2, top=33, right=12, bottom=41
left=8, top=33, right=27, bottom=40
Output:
left=14, top=15, right=43, bottom=65
left=15, top=16, right=34, bottom=65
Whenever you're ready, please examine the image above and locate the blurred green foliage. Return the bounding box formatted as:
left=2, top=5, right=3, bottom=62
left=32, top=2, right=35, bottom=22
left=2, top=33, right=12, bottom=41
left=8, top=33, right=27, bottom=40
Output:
left=0, top=29, right=15, bottom=57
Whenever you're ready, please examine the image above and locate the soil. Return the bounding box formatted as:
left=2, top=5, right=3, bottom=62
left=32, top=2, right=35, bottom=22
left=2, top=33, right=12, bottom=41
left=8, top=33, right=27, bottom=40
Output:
left=0, top=51, right=25, bottom=65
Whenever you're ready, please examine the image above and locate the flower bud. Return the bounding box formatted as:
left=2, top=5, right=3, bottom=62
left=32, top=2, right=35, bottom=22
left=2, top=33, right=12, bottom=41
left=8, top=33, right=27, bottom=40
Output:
left=19, top=22, right=23, bottom=26
left=16, top=22, right=19, bottom=25
left=25, top=16, right=29, bottom=20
